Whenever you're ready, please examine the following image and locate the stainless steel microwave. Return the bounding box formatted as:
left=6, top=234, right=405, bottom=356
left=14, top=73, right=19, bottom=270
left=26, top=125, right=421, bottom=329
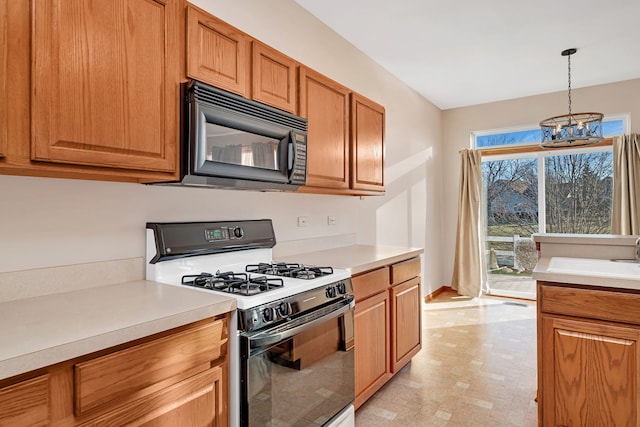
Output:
left=167, top=80, right=307, bottom=191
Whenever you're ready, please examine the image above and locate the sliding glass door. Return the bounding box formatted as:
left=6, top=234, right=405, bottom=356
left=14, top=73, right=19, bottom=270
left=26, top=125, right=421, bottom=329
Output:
left=482, top=157, right=538, bottom=298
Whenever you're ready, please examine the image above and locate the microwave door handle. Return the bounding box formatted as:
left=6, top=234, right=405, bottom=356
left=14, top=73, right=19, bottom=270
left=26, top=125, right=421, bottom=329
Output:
left=287, top=131, right=295, bottom=173
left=247, top=297, right=355, bottom=350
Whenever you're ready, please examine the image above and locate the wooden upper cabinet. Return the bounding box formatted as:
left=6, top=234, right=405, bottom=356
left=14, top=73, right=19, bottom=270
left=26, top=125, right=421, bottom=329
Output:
left=351, top=93, right=385, bottom=191
left=186, top=4, right=249, bottom=97
left=251, top=41, right=297, bottom=113
left=31, top=0, right=181, bottom=174
left=299, top=67, right=350, bottom=189
left=0, top=0, right=7, bottom=158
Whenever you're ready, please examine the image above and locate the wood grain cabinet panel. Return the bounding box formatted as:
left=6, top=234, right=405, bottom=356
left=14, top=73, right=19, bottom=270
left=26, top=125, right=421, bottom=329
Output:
left=251, top=41, right=297, bottom=113
left=350, top=93, right=385, bottom=192
left=352, top=266, right=389, bottom=301
left=354, top=290, right=390, bottom=409
left=391, top=277, right=421, bottom=373
left=77, top=365, right=227, bottom=427
left=0, top=0, right=7, bottom=158
left=299, top=66, right=350, bottom=189
left=186, top=4, right=249, bottom=97
left=540, top=316, right=639, bottom=427
left=31, top=0, right=180, bottom=174
left=0, top=375, right=49, bottom=427
left=74, top=319, right=226, bottom=415
left=390, top=257, right=421, bottom=285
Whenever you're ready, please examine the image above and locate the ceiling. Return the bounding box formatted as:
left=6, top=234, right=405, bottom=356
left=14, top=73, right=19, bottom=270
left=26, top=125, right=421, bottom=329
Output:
left=294, top=0, right=640, bottom=110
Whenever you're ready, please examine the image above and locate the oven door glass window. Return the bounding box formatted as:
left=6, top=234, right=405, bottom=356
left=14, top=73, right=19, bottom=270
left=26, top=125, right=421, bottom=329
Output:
left=242, top=313, right=354, bottom=426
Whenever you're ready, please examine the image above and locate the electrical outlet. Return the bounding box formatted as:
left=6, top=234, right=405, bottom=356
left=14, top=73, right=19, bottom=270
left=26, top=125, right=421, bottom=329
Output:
left=327, top=216, right=337, bottom=225
left=297, top=216, right=309, bottom=227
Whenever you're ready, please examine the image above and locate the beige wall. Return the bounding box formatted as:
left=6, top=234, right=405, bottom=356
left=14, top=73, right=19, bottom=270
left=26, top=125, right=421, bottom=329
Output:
left=0, top=0, right=444, bottom=295
left=440, top=78, right=640, bottom=287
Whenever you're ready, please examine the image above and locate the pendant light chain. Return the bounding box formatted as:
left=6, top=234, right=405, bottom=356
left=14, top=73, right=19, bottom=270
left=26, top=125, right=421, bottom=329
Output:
left=539, top=47, right=603, bottom=148
left=567, top=52, right=572, bottom=118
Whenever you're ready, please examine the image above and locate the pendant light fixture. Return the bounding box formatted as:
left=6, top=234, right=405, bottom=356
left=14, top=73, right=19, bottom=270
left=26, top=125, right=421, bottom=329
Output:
left=539, top=48, right=603, bottom=148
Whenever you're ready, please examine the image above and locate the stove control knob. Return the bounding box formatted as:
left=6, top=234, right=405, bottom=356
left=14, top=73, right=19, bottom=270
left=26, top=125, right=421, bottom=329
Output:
left=325, top=285, right=337, bottom=298
left=336, top=282, right=347, bottom=295
left=277, top=302, right=292, bottom=317
left=262, top=307, right=277, bottom=322
left=232, top=226, right=244, bottom=239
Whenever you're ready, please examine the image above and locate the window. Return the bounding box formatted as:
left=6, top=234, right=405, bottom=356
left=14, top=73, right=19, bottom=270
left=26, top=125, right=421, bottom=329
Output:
left=474, top=115, right=627, bottom=298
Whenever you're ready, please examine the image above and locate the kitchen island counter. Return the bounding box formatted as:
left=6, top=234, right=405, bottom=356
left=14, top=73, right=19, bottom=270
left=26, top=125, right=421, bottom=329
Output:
left=0, top=281, right=236, bottom=381
left=276, top=244, right=423, bottom=275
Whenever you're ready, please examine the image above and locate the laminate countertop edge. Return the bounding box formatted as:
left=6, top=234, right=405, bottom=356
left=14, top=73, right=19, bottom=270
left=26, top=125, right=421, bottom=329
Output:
left=276, top=244, right=424, bottom=275
left=0, top=280, right=236, bottom=381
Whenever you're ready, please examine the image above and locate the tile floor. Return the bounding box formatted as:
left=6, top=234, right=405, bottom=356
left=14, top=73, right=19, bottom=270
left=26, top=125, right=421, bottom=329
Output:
left=355, top=291, right=538, bottom=426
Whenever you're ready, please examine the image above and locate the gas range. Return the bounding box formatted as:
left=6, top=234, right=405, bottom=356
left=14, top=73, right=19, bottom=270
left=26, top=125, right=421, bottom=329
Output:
left=145, top=219, right=351, bottom=321
left=145, top=219, right=355, bottom=427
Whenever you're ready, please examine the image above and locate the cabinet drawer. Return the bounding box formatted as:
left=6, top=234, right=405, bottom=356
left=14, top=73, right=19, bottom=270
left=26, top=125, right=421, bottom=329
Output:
left=539, top=283, right=640, bottom=325
left=0, top=375, right=49, bottom=426
left=74, top=318, right=226, bottom=415
left=390, top=257, right=420, bottom=285
left=352, top=267, right=389, bottom=301
left=77, top=365, right=226, bottom=427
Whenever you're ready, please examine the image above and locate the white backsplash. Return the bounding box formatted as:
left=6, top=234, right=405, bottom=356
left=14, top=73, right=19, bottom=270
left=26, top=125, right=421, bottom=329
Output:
left=0, top=258, right=144, bottom=303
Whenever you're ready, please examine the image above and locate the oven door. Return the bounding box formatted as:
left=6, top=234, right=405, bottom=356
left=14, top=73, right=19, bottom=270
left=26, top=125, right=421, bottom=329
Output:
left=240, top=297, right=355, bottom=427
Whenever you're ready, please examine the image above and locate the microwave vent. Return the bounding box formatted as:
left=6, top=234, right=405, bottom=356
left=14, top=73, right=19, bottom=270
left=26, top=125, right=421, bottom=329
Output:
left=191, top=81, right=307, bottom=133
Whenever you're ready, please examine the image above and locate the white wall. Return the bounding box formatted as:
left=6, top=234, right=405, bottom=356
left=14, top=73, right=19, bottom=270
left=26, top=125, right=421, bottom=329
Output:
left=0, top=0, right=443, bottom=295
left=440, top=78, right=640, bottom=287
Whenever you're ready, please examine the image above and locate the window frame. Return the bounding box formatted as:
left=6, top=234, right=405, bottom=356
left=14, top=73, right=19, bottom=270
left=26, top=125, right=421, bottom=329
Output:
left=475, top=114, right=627, bottom=233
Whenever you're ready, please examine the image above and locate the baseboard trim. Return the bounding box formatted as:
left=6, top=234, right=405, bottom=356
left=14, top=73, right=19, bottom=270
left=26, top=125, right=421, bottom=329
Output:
left=424, top=286, right=454, bottom=303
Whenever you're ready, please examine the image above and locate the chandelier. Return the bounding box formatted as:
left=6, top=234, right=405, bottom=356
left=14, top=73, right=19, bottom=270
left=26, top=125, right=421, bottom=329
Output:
left=539, top=48, right=603, bottom=148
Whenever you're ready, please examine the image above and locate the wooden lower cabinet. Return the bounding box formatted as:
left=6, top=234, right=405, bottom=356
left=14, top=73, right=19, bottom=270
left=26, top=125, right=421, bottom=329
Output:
left=538, top=282, right=640, bottom=426
left=80, top=364, right=227, bottom=427
left=391, top=277, right=422, bottom=373
left=353, top=256, right=422, bottom=409
left=0, top=315, right=229, bottom=427
left=0, top=375, right=49, bottom=427
left=354, top=290, right=390, bottom=409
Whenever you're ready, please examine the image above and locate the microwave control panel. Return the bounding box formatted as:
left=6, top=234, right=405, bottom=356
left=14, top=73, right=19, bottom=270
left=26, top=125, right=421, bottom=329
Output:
left=290, top=132, right=307, bottom=185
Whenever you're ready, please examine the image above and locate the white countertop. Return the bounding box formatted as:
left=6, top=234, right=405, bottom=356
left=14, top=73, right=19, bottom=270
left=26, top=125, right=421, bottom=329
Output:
left=0, top=281, right=236, bottom=381
left=533, top=257, right=640, bottom=291
left=276, top=244, right=423, bottom=275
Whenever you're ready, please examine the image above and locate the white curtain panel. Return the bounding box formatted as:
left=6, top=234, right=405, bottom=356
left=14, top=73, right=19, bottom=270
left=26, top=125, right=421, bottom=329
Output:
left=612, top=134, right=640, bottom=235
left=450, top=149, right=487, bottom=297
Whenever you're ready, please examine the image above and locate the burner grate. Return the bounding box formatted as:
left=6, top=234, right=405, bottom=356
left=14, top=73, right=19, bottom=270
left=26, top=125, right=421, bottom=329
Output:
left=245, top=262, right=333, bottom=280
left=182, top=271, right=284, bottom=296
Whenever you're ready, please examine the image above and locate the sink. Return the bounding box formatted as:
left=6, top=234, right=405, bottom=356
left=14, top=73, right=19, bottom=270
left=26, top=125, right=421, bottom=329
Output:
left=547, top=257, right=640, bottom=279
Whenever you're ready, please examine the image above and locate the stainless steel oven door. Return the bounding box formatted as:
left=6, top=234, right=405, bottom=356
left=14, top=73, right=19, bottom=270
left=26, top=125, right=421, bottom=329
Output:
left=240, top=297, right=355, bottom=427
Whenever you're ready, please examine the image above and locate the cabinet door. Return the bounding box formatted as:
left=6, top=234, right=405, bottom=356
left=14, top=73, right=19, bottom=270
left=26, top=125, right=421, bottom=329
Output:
left=391, top=277, right=421, bottom=373
left=299, top=67, right=350, bottom=189
left=540, top=316, right=639, bottom=427
left=186, top=4, right=249, bottom=97
left=31, top=0, right=180, bottom=173
left=251, top=41, right=296, bottom=113
left=0, top=0, right=7, bottom=158
left=0, top=375, right=49, bottom=427
left=79, top=365, right=227, bottom=427
left=350, top=93, right=385, bottom=191
left=354, top=290, right=390, bottom=409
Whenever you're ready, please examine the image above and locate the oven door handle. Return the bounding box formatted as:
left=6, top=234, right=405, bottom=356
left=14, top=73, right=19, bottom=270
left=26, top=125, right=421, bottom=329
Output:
left=247, top=296, right=355, bottom=349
